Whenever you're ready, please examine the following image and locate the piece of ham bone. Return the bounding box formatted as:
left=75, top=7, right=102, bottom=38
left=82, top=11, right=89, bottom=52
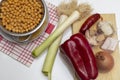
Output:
left=85, top=30, right=98, bottom=46
left=101, top=37, right=118, bottom=52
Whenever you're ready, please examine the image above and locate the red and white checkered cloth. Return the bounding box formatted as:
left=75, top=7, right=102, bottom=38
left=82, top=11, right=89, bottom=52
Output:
left=0, top=2, right=59, bottom=67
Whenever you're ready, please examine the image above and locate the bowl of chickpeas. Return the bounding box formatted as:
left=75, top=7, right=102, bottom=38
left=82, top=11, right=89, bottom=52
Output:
left=0, top=0, right=48, bottom=43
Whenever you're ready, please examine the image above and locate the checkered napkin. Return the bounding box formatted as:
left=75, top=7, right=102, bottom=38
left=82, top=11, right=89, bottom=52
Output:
left=0, top=2, right=59, bottom=67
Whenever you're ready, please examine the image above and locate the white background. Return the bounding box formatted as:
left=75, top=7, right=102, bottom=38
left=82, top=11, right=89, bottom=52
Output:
left=0, top=0, right=120, bottom=80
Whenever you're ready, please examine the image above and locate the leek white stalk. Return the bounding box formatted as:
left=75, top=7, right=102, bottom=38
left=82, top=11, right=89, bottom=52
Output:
left=42, top=15, right=68, bottom=80
left=32, top=10, right=80, bottom=57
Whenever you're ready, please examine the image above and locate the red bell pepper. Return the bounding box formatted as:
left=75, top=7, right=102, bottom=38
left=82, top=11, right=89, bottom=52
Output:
left=60, top=39, right=90, bottom=80
left=60, top=33, right=98, bottom=80
left=71, top=33, right=98, bottom=79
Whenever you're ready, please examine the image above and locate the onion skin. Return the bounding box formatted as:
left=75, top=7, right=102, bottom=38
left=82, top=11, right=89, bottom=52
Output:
left=95, top=51, right=114, bottom=73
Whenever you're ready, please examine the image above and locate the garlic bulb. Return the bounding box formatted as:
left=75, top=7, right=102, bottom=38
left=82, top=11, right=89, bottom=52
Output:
left=97, top=21, right=114, bottom=36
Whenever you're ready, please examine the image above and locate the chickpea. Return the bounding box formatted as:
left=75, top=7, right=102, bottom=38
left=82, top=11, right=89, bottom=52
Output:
left=1, top=2, right=8, bottom=6
left=0, top=0, right=44, bottom=33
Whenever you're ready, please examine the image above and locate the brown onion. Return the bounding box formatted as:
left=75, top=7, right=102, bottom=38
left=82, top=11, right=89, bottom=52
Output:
left=95, top=51, right=114, bottom=73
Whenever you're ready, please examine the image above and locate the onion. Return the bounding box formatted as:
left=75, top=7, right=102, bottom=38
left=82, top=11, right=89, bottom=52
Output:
left=95, top=51, right=114, bottom=73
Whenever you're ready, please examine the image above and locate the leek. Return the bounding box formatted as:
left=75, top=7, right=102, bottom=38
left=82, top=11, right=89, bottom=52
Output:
left=32, top=11, right=80, bottom=57
left=42, top=15, right=68, bottom=80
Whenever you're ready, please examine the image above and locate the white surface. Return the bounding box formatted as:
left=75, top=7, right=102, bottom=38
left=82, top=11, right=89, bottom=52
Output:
left=0, top=0, right=120, bottom=80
